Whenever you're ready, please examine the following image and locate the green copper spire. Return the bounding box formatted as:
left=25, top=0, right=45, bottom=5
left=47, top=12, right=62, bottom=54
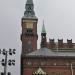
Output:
left=23, top=0, right=38, bottom=19
left=42, top=21, right=46, bottom=33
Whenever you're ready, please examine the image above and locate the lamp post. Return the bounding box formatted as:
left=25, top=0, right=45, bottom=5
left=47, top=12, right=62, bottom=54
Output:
left=71, top=63, right=73, bottom=75
left=0, top=49, right=16, bottom=75
left=4, top=51, right=7, bottom=75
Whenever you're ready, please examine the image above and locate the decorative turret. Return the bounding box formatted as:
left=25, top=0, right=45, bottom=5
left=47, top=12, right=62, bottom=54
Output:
left=23, top=0, right=38, bottom=20
left=41, top=21, right=47, bottom=48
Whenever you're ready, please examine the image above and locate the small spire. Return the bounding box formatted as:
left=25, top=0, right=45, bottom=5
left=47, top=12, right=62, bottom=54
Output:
left=41, top=20, right=47, bottom=48
left=22, top=0, right=38, bottom=20
left=42, top=20, right=46, bottom=33
left=23, top=0, right=37, bottom=19
left=26, top=0, right=33, bottom=4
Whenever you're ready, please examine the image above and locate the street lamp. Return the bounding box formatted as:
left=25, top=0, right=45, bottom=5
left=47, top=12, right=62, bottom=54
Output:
left=0, top=49, right=16, bottom=75
left=1, top=72, right=11, bottom=75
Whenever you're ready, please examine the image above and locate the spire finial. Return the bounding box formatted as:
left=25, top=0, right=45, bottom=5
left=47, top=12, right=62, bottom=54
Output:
left=43, top=20, right=44, bottom=25
left=42, top=20, right=46, bottom=33
left=41, top=20, right=47, bottom=48
left=26, top=0, right=33, bottom=4
left=23, top=0, right=38, bottom=19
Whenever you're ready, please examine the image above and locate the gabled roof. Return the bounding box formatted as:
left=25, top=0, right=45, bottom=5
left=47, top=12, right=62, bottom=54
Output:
left=33, top=68, right=46, bottom=75
left=26, top=47, right=75, bottom=57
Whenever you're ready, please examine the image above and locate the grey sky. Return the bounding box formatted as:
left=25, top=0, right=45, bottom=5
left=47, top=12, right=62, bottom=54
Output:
left=0, top=0, right=75, bottom=75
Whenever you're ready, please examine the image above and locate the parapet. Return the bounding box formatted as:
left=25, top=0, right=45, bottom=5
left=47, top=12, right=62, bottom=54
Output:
left=48, top=39, right=75, bottom=50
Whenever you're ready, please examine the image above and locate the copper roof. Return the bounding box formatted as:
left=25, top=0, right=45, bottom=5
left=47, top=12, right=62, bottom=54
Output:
left=26, top=47, right=75, bottom=57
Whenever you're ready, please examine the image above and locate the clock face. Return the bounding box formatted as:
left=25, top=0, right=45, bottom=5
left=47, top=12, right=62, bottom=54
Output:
left=26, top=22, right=33, bottom=29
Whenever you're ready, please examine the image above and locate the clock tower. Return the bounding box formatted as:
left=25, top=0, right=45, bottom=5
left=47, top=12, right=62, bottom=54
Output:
left=21, top=0, right=38, bottom=54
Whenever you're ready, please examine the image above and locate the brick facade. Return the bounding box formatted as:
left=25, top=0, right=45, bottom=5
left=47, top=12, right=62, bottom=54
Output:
left=47, top=39, right=75, bottom=49
left=21, top=0, right=75, bottom=75
left=21, top=57, right=75, bottom=75
left=21, top=19, right=38, bottom=54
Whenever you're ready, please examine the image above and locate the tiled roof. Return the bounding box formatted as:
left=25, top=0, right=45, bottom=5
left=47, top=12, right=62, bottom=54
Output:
left=26, top=47, right=75, bottom=57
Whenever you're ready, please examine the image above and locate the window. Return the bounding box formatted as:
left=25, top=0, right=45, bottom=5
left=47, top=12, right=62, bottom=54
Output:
left=27, top=29, right=33, bottom=33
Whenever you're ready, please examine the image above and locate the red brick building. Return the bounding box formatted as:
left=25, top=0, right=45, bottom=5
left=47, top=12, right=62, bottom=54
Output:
left=21, top=0, right=75, bottom=75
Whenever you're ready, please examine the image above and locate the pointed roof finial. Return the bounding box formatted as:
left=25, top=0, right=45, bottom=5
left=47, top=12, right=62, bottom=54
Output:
left=22, top=0, right=38, bottom=20
left=24, top=0, right=35, bottom=16
left=26, top=0, right=33, bottom=4
left=42, top=20, right=46, bottom=33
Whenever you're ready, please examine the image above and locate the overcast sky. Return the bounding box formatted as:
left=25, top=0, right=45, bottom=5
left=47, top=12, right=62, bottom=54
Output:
left=0, top=0, right=75, bottom=75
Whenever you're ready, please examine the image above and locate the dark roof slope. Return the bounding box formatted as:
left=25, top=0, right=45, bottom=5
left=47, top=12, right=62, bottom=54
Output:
left=26, top=47, right=75, bottom=57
